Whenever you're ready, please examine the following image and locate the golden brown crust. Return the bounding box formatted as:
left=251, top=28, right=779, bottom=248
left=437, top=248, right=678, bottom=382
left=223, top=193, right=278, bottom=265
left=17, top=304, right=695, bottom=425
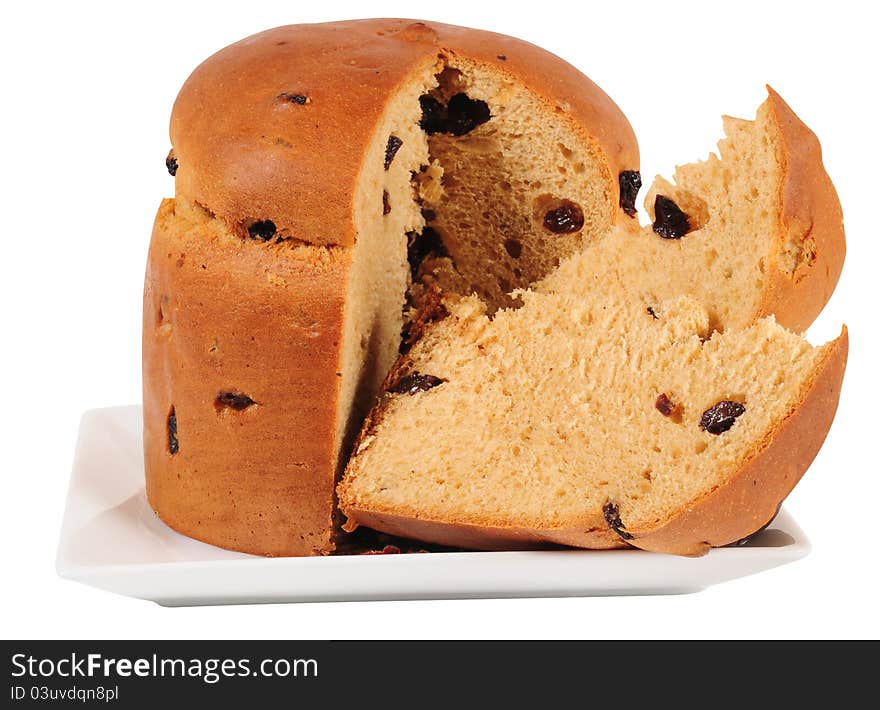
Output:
left=143, top=200, right=349, bottom=556
left=342, top=507, right=627, bottom=551
left=756, top=87, right=845, bottom=332
left=625, top=327, right=848, bottom=555
left=170, top=19, right=639, bottom=246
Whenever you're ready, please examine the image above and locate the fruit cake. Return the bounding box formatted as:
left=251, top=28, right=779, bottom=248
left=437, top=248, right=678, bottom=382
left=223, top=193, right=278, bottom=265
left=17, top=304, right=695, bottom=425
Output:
left=143, top=18, right=639, bottom=556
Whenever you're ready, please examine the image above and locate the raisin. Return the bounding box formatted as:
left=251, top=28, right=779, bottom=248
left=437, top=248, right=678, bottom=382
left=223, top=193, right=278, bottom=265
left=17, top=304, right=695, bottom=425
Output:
left=419, top=95, right=448, bottom=134
left=167, top=407, right=179, bottom=455
left=497, top=54, right=508, bottom=61
left=700, top=400, right=746, bottom=434
left=602, top=502, right=633, bottom=540
left=618, top=170, right=641, bottom=217
left=383, top=190, right=391, bottom=215
left=388, top=372, right=445, bottom=395
left=407, top=227, right=447, bottom=277
left=363, top=545, right=402, bottom=555
left=655, top=393, right=677, bottom=416
left=165, top=150, right=178, bottom=176
left=248, top=220, right=277, bottom=241
left=543, top=200, right=584, bottom=233
left=646, top=306, right=659, bottom=319
left=445, top=93, right=491, bottom=136
left=503, top=239, right=523, bottom=259
left=278, top=92, right=308, bottom=105
left=653, top=195, right=691, bottom=239
left=384, top=135, right=403, bottom=170
left=216, top=392, right=256, bottom=411
left=419, top=93, right=491, bottom=136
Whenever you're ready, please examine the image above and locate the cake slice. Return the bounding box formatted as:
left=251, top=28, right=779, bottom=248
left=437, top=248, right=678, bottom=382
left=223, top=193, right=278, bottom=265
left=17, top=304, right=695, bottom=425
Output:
left=538, top=88, right=844, bottom=333
left=338, top=292, right=846, bottom=555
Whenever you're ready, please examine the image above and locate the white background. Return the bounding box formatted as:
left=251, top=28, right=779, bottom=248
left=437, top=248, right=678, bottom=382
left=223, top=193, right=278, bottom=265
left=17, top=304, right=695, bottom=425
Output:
left=2, top=0, right=878, bottom=639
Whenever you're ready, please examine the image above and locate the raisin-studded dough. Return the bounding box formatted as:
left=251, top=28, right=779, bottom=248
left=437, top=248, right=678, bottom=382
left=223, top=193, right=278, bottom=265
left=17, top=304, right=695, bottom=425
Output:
left=143, top=19, right=639, bottom=556
left=538, top=88, right=844, bottom=333
left=338, top=292, right=846, bottom=555
left=338, top=91, right=847, bottom=556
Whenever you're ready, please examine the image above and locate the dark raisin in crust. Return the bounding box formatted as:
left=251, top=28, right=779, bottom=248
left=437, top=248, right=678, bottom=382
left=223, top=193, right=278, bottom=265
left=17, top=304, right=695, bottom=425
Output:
left=384, top=135, right=403, bottom=170
left=278, top=92, right=308, bottom=105
left=165, top=151, right=178, bottom=177
left=248, top=220, right=277, bottom=241
left=419, top=93, right=491, bottom=136
left=653, top=195, right=691, bottom=239
left=543, top=201, right=585, bottom=234
left=407, top=227, right=447, bottom=278
left=388, top=372, right=445, bottom=395
left=602, top=502, right=634, bottom=540
left=216, top=392, right=256, bottom=411
left=655, top=393, right=676, bottom=416
left=497, top=54, right=507, bottom=61
left=382, top=191, right=391, bottom=215
left=700, top=400, right=746, bottom=434
left=618, top=170, right=641, bottom=217
left=646, top=306, right=659, bottom=319
left=167, top=407, right=179, bottom=455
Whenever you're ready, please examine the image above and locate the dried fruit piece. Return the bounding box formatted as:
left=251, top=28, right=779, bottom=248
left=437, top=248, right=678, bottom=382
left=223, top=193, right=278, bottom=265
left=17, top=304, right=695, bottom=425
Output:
left=543, top=201, right=584, bottom=233
left=418, top=93, right=491, bottom=136
left=445, top=93, right=491, bottom=136
left=248, top=220, right=277, bottom=241
left=278, top=92, right=308, bottom=105
left=384, top=136, right=403, bottom=169
left=382, top=190, right=391, bottom=216
left=504, top=239, right=523, bottom=259
left=653, top=195, right=691, bottom=239
left=655, top=393, right=676, bottom=416
left=407, top=227, right=447, bottom=277
left=167, top=407, right=179, bottom=455
left=419, top=95, right=447, bottom=134
left=216, top=392, right=256, bottom=411
left=618, top=170, right=641, bottom=217
left=646, top=306, right=659, bottom=320
left=602, top=502, right=633, bottom=540
left=165, top=151, right=178, bottom=176
left=700, top=400, right=746, bottom=434
left=388, top=372, right=445, bottom=395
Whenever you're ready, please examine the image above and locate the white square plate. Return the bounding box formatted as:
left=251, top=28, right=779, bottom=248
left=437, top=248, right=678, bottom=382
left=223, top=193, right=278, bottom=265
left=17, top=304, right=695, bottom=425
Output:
left=56, top=406, right=810, bottom=606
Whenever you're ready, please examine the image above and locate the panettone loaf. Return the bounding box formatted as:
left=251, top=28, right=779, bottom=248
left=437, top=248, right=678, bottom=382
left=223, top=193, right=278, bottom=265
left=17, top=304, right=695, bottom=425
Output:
left=143, top=19, right=639, bottom=556
left=338, top=92, right=848, bottom=555
left=337, top=292, right=847, bottom=555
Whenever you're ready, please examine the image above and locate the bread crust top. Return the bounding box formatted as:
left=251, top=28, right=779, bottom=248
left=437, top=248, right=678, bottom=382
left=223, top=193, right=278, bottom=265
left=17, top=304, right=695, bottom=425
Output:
left=169, top=18, right=639, bottom=247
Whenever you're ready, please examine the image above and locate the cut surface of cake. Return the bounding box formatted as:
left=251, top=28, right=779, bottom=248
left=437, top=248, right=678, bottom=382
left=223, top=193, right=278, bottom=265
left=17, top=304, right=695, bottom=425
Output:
left=338, top=291, right=847, bottom=555
left=539, top=88, right=844, bottom=333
